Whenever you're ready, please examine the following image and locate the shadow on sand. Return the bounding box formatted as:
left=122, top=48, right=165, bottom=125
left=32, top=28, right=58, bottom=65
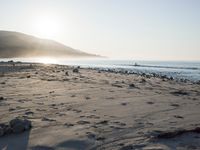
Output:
left=30, top=139, right=92, bottom=150
left=0, top=131, right=30, bottom=150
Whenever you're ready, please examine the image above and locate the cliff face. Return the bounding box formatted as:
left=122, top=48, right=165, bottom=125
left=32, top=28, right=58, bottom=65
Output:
left=0, top=31, right=98, bottom=58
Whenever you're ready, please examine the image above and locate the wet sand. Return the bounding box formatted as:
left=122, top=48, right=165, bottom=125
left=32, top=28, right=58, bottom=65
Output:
left=0, top=62, right=200, bottom=150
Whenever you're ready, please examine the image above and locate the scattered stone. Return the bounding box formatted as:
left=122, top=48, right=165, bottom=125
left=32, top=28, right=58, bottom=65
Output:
left=86, top=132, right=96, bottom=139
left=155, top=127, right=200, bottom=139
left=0, top=126, right=4, bottom=136
left=170, top=103, right=180, bottom=107
left=140, top=78, right=146, bottom=83
left=10, top=118, right=32, bottom=133
left=0, top=118, right=32, bottom=136
left=129, top=84, right=136, bottom=88
left=85, top=96, right=91, bottom=100
left=65, top=71, right=69, bottom=76
left=96, top=136, right=105, bottom=141
left=174, top=115, right=184, bottom=119
left=25, top=111, right=34, bottom=115
left=0, top=97, right=4, bottom=101
left=9, top=108, right=16, bottom=111
left=112, top=84, right=123, bottom=88
left=171, top=90, right=189, bottom=96
left=42, top=117, right=56, bottom=122
left=147, top=101, right=154, bottom=105
left=120, top=145, right=134, bottom=150
left=64, top=123, right=74, bottom=127
left=96, top=120, right=108, bottom=125
left=71, top=94, right=76, bottom=97
left=73, top=68, right=79, bottom=73
left=77, top=120, right=90, bottom=125
left=121, top=102, right=127, bottom=106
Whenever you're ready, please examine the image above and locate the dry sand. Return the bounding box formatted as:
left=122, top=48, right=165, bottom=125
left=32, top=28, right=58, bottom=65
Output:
left=0, top=62, right=200, bottom=150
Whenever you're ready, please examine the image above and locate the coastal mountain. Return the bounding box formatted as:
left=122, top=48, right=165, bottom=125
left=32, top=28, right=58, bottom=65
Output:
left=0, top=31, right=99, bottom=58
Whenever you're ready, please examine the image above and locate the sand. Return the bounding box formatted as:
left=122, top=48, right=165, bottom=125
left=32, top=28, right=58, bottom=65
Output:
left=0, top=62, right=200, bottom=150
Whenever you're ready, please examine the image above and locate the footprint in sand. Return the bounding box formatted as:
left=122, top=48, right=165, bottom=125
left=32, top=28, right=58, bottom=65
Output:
left=170, top=103, right=180, bottom=107
left=64, top=123, right=74, bottom=127
left=77, top=120, right=90, bottom=125
left=42, top=117, right=56, bottom=122
left=174, top=115, right=184, bottom=119
left=146, top=101, right=154, bottom=105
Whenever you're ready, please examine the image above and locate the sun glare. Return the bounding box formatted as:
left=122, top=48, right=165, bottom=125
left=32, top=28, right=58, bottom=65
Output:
left=37, top=57, right=58, bottom=64
left=32, top=14, right=61, bottom=39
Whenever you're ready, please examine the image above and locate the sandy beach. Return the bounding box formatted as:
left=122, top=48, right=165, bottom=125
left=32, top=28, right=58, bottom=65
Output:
left=0, top=62, right=200, bottom=150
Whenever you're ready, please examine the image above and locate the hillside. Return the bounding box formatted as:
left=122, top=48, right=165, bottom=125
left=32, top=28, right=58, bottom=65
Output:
left=0, top=31, right=99, bottom=58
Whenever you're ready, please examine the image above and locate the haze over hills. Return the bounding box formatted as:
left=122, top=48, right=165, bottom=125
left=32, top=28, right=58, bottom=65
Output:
left=0, top=31, right=100, bottom=58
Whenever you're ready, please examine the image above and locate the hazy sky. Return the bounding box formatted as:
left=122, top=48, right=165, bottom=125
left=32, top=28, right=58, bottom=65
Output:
left=0, top=0, right=200, bottom=60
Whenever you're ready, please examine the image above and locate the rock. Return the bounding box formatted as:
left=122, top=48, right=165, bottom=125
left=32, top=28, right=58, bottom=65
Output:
left=170, top=103, right=180, bottom=107
left=65, top=71, right=69, bottom=76
left=129, top=84, right=136, bottom=88
left=42, top=117, right=56, bottom=122
left=10, top=118, right=32, bottom=133
left=12, top=123, right=25, bottom=133
left=73, top=68, right=79, bottom=73
left=3, top=125, right=12, bottom=134
left=121, top=102, right=127, bottom=106
left=9, top=108, right=16, bottom=111
left=155, top=127, right=200, bottom=139
left=64, top=123, right=74, bottom=127
left=25, top=111, right=34, bottom=115
left=147, top=101, right=154, bottom=105
left=0, top=97, right=4, bottom=101
left=27, top=75, right=31, bottom=78
left=0, top=126, right=4, bottom=136
left=77, top=120, right=90, bottom=125
left=140, top=78, right=146, bottom=83
left=120, top=145, right=134, bottom=150
left=96, top=136, right=105, bottom=141
left=96, top=120, right=108, bottom=125
left=171, top=90, right=189, bottom=96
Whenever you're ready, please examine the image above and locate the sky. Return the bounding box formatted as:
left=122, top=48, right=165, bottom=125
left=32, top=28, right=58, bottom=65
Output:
left=0, top=0, right=200, bottom=61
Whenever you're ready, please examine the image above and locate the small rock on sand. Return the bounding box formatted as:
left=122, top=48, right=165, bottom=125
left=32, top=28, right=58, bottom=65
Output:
left=73, top=68, right=79, bottom=73
left=129, top=84, right=136, bottom=88
left=10, top=118, right=32, bottom=133
left=65, top=71, right=69, bottom=76
left=0, top=126, right=4, bottom=136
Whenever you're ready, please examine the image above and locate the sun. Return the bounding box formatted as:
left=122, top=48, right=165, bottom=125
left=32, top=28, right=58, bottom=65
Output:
left=32, top=14, right=61, bottom=39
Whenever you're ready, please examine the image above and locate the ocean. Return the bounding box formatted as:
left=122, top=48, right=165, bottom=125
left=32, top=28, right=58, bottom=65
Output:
left=1, top=58, right=200, bottom=82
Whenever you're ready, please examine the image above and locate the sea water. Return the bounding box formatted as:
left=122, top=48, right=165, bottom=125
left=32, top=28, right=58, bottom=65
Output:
left=1, top=58, right=200, bottom=82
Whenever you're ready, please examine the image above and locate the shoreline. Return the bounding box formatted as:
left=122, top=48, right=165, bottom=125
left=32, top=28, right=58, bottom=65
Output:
left=1, top=60, right=200, bottom=84
left=0, top=62, right=200, bottom=150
